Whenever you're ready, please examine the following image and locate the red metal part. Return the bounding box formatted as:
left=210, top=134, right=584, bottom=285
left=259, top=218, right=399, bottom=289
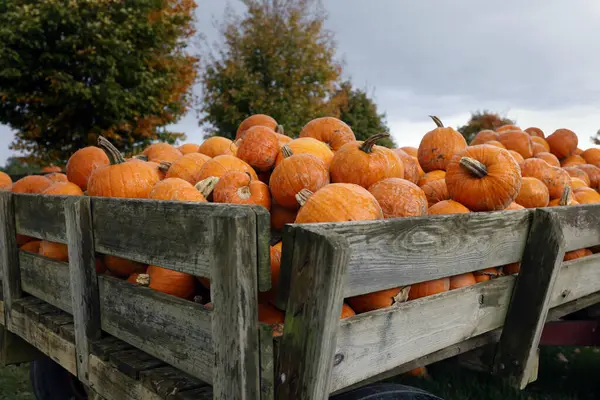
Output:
left=539, top=320, right=600, bottom=346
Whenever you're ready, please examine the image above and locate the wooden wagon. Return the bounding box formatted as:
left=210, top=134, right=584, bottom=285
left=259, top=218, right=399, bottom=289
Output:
left=1, top=190, right=600, bottom=399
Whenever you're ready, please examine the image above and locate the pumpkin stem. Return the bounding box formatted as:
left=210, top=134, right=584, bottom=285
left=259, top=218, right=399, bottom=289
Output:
left=133, top=154, right=148, bottom=161
left=158, top=161, right=172, bottom=173
left=429, top=115, right=444, bottom=128
left=98, top=136, right=126, bottom=165
left=134, top=273, right=150, bottom=286
left=281, top=144, right=293, bottom=158
left=276, top=125, right=285, bottom=135
left=359, top=133, right=390, bottom=153
left=558, top=186, right=571, bottom=206
left=237, top=186, right=252, bottom=200
left=195, top=177, right=219, bottom=198
left=459, top=157, right=488, bottom=178
left=295, top=188, right=313, bottom=207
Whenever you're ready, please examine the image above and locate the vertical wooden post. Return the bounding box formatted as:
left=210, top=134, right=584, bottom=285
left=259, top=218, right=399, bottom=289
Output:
left=65, top=197, right=101, bottom=385
left=275, top=228, right=350, bottom=400
left=0, top=192, right=21, bottom=329
left=493, top=208, right=565, bottom=389
left=211, top=209, right=260, bottom=400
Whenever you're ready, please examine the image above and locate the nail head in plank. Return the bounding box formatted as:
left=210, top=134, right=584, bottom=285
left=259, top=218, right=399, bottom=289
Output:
left=0, top=191, right=21, bottom=328
left=109, top=348, right=165, bottom=379
left=19, top=251, right=72, bottom=313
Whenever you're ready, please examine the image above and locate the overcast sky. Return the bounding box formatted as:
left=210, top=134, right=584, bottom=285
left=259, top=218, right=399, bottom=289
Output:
left=2, top=0, right=600, bottom=164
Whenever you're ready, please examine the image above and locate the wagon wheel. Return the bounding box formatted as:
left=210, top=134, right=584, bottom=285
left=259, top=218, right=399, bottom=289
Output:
left=30, top=356, right=88, bottom=400
left=330, top=383, right=444, bottom=400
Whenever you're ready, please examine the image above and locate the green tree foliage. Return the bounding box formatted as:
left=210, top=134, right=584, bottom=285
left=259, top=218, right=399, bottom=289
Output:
left=0, top=0, right=198, bottom=163
left=200, top=0, right=342, bottom=139
left=458, top=111, right=515, bottom=144
left=592, top=130, right=600, bottom=145
left=0, top=156, right=40, bottom=175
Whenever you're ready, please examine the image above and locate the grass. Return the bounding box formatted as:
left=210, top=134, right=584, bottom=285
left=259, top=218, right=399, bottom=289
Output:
left=0, top=364, right=34, bottom=400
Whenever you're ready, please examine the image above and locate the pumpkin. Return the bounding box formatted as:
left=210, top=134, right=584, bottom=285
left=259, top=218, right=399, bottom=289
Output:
left=45, top=173, right=68, bottom=183
left=428, top=200, right=470, bottom=215
left=394, top=149, right=421, bottom=184
left=535, top=152, right=560, bottom=167
left=41, top=165, right=62, bottom=173
left=531, top=136, right=550, bottom=152
left=145, top=161, right=166, bottom=181
left=212, top=171, right=271, bottom=210
left=575, top=148, right=584, bottom=155
left=446, top=145, right=521, bottom=211
left=421, top=179, right=449, bottom=207
left=0, top=172, right=12, bottom=190
left=269, top=147, right=329, bottom=210
left=295, top=184, right=383, bottom=223
left=520, top=158, right=551, bottom=180
left=546, top=129, right=578, bottom=159
left=561, top=155, right=587, bottom=167
left=503, top=262, right=521, bottom=275
left=39, top=241, right=69, bottom=262
left=263, top=242, right=282, bottom=304
left=95, top=258, right=107, bottom=274
left=548, top=186, right=578, bottom=207
left=88, top=137, right=161, bottom=198
left=12, top=175, right=53, bottom=194
left=575, top=164, right=600, bottom=189
left=505, top=202, right=525, bottom=210
left=470, top=130, right=498, bottom=146
left=497, top=124, right=521, bottom=133
left=474, top=268, right=501, bottom=283
left=178, top=143, right=200, bottom=154
left=330, top=133, right=404, bottom=189
left=564, top=166, right=591, bottom=186
left=573, top=187, right=600, bottom=204
left=258, top=303, right=286, bottom=337
left=581, top=148, right=600, bottom=167
left=368, top=178, right=428, bottom=218
left=149, top=178, right=208, bottom=202
left=196, top=155, right=258, bottom=182
left=298, top=117, right=356, bottom=151
left=144, top=143, right=183, bottom=163
left=236, top=114, right=278, bottom=140
left=408, top=278, right=450, bottom=300
left=563, top=248, right=593, bottom=261
left=104, top=255, right=147, bottom=277
left=532, top=143, right=548, bottom=156
left=42, top=182, right=85, bottom=196
left=418, top=170, right=446, bottom=187
left=16, top=234, right=34, bottom=247
left=417, top=116, right=467, bottom=172
left=515, top=177, right=549, bottom=208
left=146, top=265, right=196, bottom=299
left=161, top=153, right=211, bottom=185
left=545, top=167, right=571, bottom=200
left=198, top=136, right=238, bottom=158
left=497, top=130, right=533, bottom=159
left=525, top=127, right=545, bottom=138
left=275, top=138, right=334, bottom=168
left=270, top=203, right=298, bottom=231
left=274, top=127, right=293, bottom=148
left=235, top=126, right=280, bottom=171
left=507, top=150, right=525, bottom=164
left=405, top=367, right=429, bottom=378
left=485, top=140, right=506, bottom=149
left=127, top=273, right=148, bottom=285
left=400, top=146, right=418, bottom=157
left=20, top=240, right=42, bottom=253
left=346, top=287, right=404, bottom=313
left=570, top=177, right=588, bottom=189
left=341, top=303, right=356, bottom=319
left=449, top=273, right=477, bottom=290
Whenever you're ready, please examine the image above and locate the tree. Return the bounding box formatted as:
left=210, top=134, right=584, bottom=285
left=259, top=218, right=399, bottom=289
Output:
left=592, top=130, right=600, bottom=145
left=458, top=111, right=515, bottom=144
left=332, top=81, right=395, bottom=148
left=0, top=156, right=40, bottom=175
left=200, top=0, right=342, bottom=139
left=0, top=0, right=198, bottom=163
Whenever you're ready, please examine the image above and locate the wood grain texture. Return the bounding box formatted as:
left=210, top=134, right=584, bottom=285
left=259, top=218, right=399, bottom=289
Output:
left=13, top=194, right=68, bottom=243
left=0, top=192, right=21, bottom=330
left=274, top=225, right=296, bottom=310
left=276, top=227, right=350, bottom=400
left=109, top=348, right=165, bottom=379
left=0, top=300, right=4, bottom=325
left=493, top=209, right=565, bottom=389
left=19, top=251, right=72, bottom=313
left=285, top=210, right=532, bottom=298
left=98, top=275, right=214, bottom=384
left=549, top=254, right=600, bottom=309
left=90, top=336, right=134, bottom=361
left=65, top=197, right=101, bottom=384
left=139, top=366, right=207, bottom=398
left=259, top=323, right=275, bottom=400
left=552, top=204, right=600, bottom=251
left=211, top=208, right=260, bottom=400
left=253, top=206, right=272, bottom=292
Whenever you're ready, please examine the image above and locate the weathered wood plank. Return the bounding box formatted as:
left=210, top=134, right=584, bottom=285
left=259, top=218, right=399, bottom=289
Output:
left=276, top=228, right=350, bottom=400
left=552, top=204, right=600, bottom=251
left=109, top=348, right=165, bottom=379
left=98, top=275, right=214, bottom=384
left=0, top=192, right=21, bottom=329
left=90, top=336, right=135, bottom=361
left=254, top=206, right=272, bottom=292
left=283, top=210, right=532, bottom=298
left=493, top=209, right=565, bottom=389
left=139, top=366, right=206, bottom=398
left=274, top=225, right=296, bottom=310
left=21, top=301, right=60, bottom=322
left=548, top=291, right=600, bottom=320
left=259, top=323, right=275, bottom=400
left=0, top=300, right=4, bottom=325
left=65, top=197, right=101, bottom=384
left=13, top=194, right=68, bottom=243
left=549, top=253, right=600, bottom=308
left=212, top=209, right=260, bottom=400
left=177, top=386, right=214, bottom=400
left=59, top=323, right=76, bottom=343
left=11, top=296, right=44, bottom=313
left=19, top=251, right=72, bottom=313
left=40, top=311, right=74, bottom=334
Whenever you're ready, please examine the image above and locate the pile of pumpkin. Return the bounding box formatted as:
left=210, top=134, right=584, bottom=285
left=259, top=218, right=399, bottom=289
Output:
left=2, top=114, right=600, bottom=333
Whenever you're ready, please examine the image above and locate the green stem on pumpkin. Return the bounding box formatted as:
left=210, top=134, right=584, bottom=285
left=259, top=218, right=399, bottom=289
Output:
left=281, top=144, right=293, bottom=158
left=459, top=157, right=488, bottom=178
left=359, top=133, right=390, bottom=153
left=295, top=188, right=313, bottom=207
left=97, top=136, right=126, bottom=165
left=429, top=115, right=444, bottom=128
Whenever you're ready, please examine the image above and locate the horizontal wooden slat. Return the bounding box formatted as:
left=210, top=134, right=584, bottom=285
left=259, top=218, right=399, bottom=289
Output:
left=549, top=253, right=600, bottom=308
left=98, top=275, right=214, bottom=384
left=285, top=210, right=532, bottom=297
left=19, top=251, right=72, bottom=314
left=552, top=204, right=600, bottom=251
left=14, top=194, right=68, bottom=243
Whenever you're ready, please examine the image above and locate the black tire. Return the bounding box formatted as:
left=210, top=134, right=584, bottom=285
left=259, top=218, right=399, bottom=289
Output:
left=330, top=383, right=443, bottom=400
left=30, top=356, right=88, bottom=400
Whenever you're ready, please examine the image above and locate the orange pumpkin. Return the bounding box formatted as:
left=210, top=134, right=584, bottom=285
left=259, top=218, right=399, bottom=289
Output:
left=270, top=147, right=329, bottom=210
left=0, top=171, right=12, bottom=190
left=573, top=187, right=600, bottom=204
left=95, top=258, right=107, bottom=274
left=535, top=152, right=560, bottom=167
left=20, top=240, right=42, bottom=253
left=45, top=172, right=68, bottom=183
left=394, top=149, right=421, bottom=184
left=146, top=265, right=196, bottom=299
left=198, top=137, right=238, bottom=158
left=212, top=171, right=271, bottom=210
left=570, top=177, right=588, bottom=190
left=561, top=155, right=587, bottom=167
left=295, top=184, right=383, bottom=223
left=275, top=138, right=334, bottom=169
left=400, top=146, right=418, bottom=157
left=470, top=130, right=498, bottom=146
left=196, top=155, right=258, bottom=182
left=258, top=303, right=285, bottom=337
left=408, top=278, right=450, bottom=300
left=178, top=143, right=200, bottom=154
left=485, top=140, right=506, bottom=149
left=16, top=234, right=34, bottom=247
left=525, top=127, right=545, bottom=138
left=145, top=161, right=166, bottom=181
left=563, top=248, right=593, bottom=261
left=39, top=241, right=69, bottom=262
left=531, top=136, right=550, bottom=151
left=446, top=145, right=521, bottom=211
left=298, top=117, right=356, bottom=151
left=162, top=153, right=212, bottom=185
left=417, top=116, right=467, bottom=172
left=346, top=287, right=403, bottom=313
left=581, top=148, right=600, bottom=168
left=449, top=273, right=477, bottom=289
left=265, top=242, right=283, bottom=304
left=474, top=268, right=501, bottom=283
left=515, top=177, right=549, bottom=208
left=127, top=273, right=147, bottom=284
left=12, top=175, right=53, bottom=194
left=548, top=187, right=578, bottom=207
left=545, top=167, right=571, bottom=200
left=330, top=133, right=404, bottom=189
left=104, top=255, right=147, bottom=277
left=564, top=166, right=591, bottom=186
left=575, top=164, right=600, bottom=189
left=505, top=202, right=525, bottom=210
left=270, top=203, right=298, bottom=231
left=421, top=179, right=449, bottom=207
left=149, top=178, right=208, bottom=202
left=428, top=200, right=470, bottom=215
left=235, top=126, right=280, bottom=172
left=236, top=114, right=278, bottom=140
left=546, top=129, right=578, bottom=159
left=368, top=178, right=428, bottom=218
left=42, top=182, right=85, bottom=196
left=532, top=143, right=548, bottom=156
left=508, top=150, right=525, bottom=164
left=143, top=143, right=183, bottom=163
left=275, top=130, right=293, bottom=148
left=520, top=158, right=552, bottom=180
left=41, top=165, right=62, bottom=173
left=88, top=137, right=161, bottom=198
left=503, top=262, right=521, bottom=275
left=418, top=170, right=446, bottom=187
left=496, top=124, right=521, bottom=133
left=340, top=303, right=356, bottom=319
left=497, top=130, right=533, bottom=159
